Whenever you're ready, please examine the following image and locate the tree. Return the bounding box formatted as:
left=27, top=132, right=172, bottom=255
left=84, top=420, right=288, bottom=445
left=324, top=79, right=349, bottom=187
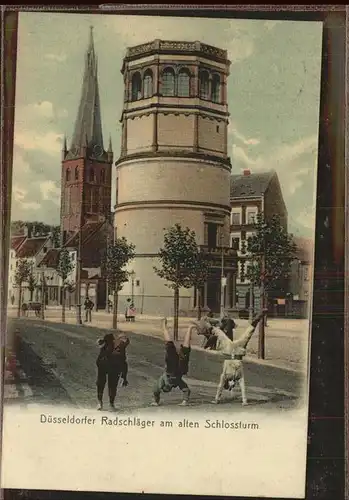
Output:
left=27, top=272, right=37, bottom=302
left=104, top=237, right=135, bottom=330
left=13, top=259, right=31, bottom=317
left=57, top=249, right=75, bottom=323
left=65, top=281, right=75, bottom=310
left=246, top=212, right=297, bottom=358
left=154, top=224, right=210, bottom=339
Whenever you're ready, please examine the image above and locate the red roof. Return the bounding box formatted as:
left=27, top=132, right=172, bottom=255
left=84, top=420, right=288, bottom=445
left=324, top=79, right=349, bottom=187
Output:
left=16, top=237, right=47, bottom=258
left=39, top=248, right=61, bottom=269
left=11, top=236, right=26, bottom=252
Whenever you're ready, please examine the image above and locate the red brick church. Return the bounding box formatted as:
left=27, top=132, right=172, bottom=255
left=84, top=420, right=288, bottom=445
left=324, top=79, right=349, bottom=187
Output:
left=39, top=27, right=114, bottom=309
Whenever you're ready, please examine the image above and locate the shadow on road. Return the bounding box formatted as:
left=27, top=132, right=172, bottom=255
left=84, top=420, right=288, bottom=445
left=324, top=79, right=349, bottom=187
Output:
left=15, top=336, right=76, bottom=407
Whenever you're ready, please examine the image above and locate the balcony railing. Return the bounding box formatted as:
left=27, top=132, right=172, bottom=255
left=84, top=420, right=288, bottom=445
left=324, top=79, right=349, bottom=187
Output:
left=198, top=244, right=238, bottom=256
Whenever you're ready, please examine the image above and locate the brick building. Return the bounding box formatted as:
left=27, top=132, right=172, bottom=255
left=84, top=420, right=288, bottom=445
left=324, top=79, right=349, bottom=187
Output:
left=230, top=169, right=288, bottom=314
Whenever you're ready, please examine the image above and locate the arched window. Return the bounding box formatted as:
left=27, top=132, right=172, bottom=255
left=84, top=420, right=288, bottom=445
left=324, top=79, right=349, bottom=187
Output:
left=212, top=74, right=221, bottom=103
left=143, top=70, right=153, bottom=98
left=131, top=72, right=142, bottom=101
left=199, top=71, right=210, bottom=100
left=89, top=168, right=95, bottom=182
left=178, top=69, right=190, bottom=97
left=161, top=68, right=175, bottom=96
left=66, top=169, right=71, bottom=182
left=74, top=167, right=79, bottom=181
left=100, top=169, right=105, bottom=183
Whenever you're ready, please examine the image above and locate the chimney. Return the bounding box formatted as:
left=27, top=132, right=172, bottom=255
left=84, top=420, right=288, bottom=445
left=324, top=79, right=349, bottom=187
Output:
left=243, top=169, right=251, bottom=176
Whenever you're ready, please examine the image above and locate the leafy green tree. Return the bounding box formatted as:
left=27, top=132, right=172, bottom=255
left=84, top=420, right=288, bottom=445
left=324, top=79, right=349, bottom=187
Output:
left=246, top=212, right=297, bottom=358
left=27, top=271, right=38, bottom=302
left=154, top=224, right=210, bottom=339
left=13, top=259, right=31, bottom=317
left=57, top=249, right=75, bottom=323
left=104, top=237, right=135, bottom=330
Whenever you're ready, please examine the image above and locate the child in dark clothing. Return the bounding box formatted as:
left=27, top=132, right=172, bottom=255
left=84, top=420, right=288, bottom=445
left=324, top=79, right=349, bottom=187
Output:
left=152, top=318, right=196, bottom=407
left=96, top=333, right=130, bottom=411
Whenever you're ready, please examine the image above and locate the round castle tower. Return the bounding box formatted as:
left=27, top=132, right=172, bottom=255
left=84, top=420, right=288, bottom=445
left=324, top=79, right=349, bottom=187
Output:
left=115, top=40, right=235, bottom=316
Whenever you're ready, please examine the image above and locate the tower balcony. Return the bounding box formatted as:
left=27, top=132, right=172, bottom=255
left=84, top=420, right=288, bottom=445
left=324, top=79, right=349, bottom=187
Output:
left=198, top=244, right=238, bottom=272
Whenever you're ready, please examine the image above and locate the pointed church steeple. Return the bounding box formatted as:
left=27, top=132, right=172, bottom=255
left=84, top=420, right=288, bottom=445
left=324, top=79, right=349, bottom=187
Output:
left=67, top=26, right=105, bottom=159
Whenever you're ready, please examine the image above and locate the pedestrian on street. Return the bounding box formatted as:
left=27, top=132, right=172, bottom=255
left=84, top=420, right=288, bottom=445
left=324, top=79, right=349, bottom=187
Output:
left=152, top=318, right=196, bottom=407
left=96, top=333, right=130, bottom=411
left=84, top=297, right=93, bottom=323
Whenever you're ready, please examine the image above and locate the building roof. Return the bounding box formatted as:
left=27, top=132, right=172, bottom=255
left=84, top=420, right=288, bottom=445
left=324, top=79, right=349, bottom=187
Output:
left=16, top=237, right=47, bottom=259
left=39, top=248, right=61, bottom=269
left=64, top=220, right=106, bottom=248
left=230, top=170, right=275, bottom=198
left=11, top=235, right=26, bottom=252
left=65, top=27, right=110, bottom=161
left=293, top=237, right=314, bottom=263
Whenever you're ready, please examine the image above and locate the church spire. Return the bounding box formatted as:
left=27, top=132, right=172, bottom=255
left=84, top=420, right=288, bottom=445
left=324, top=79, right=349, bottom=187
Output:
left=68, top=27, right=104, bottom=158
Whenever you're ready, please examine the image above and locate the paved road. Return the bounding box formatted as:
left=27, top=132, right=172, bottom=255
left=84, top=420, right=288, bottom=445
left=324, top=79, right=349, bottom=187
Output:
left=7, top=318, right=306, bottom=414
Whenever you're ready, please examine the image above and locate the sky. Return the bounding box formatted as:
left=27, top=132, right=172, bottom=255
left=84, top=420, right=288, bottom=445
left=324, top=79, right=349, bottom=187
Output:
left=12, top=12, right=323, bottom=238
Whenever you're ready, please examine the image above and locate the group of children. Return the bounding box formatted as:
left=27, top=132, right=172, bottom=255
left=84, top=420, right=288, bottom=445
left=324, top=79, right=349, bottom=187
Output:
left=95, top=311, right=264, bottom=410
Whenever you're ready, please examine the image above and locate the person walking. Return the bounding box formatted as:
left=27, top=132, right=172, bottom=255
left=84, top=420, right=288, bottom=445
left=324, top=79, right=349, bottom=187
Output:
left=84, top=297, right=93, bottom=323
left=96, top=333, right=130, bottom=411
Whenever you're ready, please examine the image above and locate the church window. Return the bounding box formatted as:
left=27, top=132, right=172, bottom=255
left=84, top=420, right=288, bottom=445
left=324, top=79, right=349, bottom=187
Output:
left=131, top=72, right=142, bottom=101
left=92, top=188, right=99, bottom=213
left=178, top=69, right=190, bottom=97
left=161, top=68, right=175, bottom=96
left=66, top=168, right=71, bottom=182
left=212, top=74, right=221, bottom=103
left=100, top=169, right=105, bottom=183
left=89, top=168, right=95, bottom=182
left=74, top=167, right=79, bottom=180
left=199, top=71, right=210, bottom=100
left=143, top=70, right=153, bottom=98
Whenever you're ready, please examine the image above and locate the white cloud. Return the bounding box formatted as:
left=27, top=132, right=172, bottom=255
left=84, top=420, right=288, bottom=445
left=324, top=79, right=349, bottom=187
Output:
left=12, top=184, right=41, bottom=211
left=45, top=53, right=67, bottom=63
left=232, top=135, right=318, bottom=197
left=13, top=150, right=31, bottom=175
left=112, top=17, right=256, bottom=64
left=15, top=130, right=63, bottom=156
left=229, top=125, right=260, bottom=146
left=39, top=180, right=61, bottom=204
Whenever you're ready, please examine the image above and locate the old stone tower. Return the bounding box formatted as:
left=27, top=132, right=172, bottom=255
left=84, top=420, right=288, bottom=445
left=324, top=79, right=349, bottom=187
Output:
left=115, top=40, right=237, bottom=315
left=60, top=27, right=113, bottom=245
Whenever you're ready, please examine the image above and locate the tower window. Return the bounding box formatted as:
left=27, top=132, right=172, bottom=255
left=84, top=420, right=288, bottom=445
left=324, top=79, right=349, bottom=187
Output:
left=66, top=169, right=71, bottom=182
left=143, top=70, right=153, bottom=98
left=207, top=223, right=218, bottom=248
left=199, top=71, right=210, bottom=100
left=216, top=125, right=219, bottom=133
left=212, top=74, right=221, bottom=103
left=131, top=72, right=142, bottom=101
left=74, top=167, right=79, bottom=180
left=161, top=68, right=175, bottom=97
left=178, top=69, right=190, bottom=97
left=89, top=168, right=95, bottom=182
left=100, top=169, right=105, bottom=183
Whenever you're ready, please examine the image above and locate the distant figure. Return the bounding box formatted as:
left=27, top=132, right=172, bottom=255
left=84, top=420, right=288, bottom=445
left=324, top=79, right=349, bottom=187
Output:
left=84, top=298, right=94, bottom=323
left=10, top=295, right=15, bottom=306
left=107, top=299, right=113, bottom=314
left=125, top=298, right=136, bottom=322
left=96, top=333, right=130, bottom=411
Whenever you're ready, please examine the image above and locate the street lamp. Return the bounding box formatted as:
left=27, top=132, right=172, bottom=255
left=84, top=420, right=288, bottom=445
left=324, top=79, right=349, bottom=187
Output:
left=129, top=270, right=136, bottom=304
left=219, top=231, right=226, bottom=317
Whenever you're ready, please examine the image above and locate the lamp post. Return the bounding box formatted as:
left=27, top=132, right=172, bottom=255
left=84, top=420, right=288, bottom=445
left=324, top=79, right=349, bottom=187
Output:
left=219, top=231, right=226, bottom=317
left=75, top=225, right=83, bottom=325
left=40, top=268, right=46, bottom=320
left=130, top=270, right=136, bottom=304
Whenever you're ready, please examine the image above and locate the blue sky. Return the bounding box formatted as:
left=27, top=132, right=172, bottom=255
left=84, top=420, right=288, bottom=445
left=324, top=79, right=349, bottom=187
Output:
left=12, top=13, right=322, bottom=237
